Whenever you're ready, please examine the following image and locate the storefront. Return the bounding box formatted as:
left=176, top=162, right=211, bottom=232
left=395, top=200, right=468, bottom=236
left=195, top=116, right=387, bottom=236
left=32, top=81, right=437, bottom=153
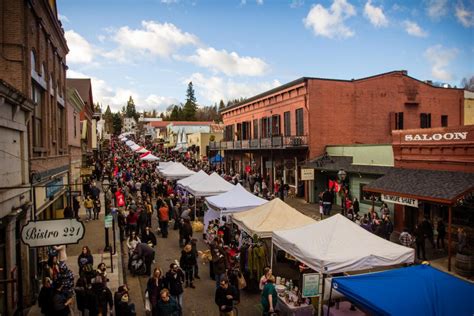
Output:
left=364, top=168, right=474, bottom=271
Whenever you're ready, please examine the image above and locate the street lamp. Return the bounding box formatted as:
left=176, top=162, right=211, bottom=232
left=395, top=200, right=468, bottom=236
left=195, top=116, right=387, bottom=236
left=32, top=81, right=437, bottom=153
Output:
left=338, top=169, right=347, bottom=216
left=102, top=177, right=111, bottom=252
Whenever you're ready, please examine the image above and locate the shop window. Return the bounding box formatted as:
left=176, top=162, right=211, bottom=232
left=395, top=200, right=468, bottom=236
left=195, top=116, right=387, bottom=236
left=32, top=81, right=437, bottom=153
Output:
left=441, top=115, right=448, bottom=127
left=359, top=183, right=382, bottom=206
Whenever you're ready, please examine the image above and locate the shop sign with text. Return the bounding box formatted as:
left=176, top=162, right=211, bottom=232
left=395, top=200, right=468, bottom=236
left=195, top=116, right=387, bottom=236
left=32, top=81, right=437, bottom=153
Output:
left=301, top=169, right=314, bottom=181
left=21, top=218, right=85, bottom=247
left=382, top=194, right=418, bottom=207
left=404, top=132, right=468, bottom=142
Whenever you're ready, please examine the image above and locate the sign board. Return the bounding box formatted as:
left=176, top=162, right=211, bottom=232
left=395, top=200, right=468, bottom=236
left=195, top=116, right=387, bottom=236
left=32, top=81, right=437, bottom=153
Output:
left=404, top=131, right=468, bottom=142
left=302, top=273, right=320, bottom=298
left=46, top=178, right=63, bottom=198
left=301, top=169, right=314, bottom=181
left=21, top=219, right=85, bottom=248
left=104, top=215, right=113, bottom=228
left=382, top=194, right=418, bottom=208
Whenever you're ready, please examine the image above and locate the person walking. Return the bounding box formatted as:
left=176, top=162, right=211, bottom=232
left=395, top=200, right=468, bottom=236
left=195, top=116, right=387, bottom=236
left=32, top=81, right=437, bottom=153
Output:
left=164, top=263, right=185, bottom=310
left=77, top=246, right=94, bottom=281
left=261, top=275, right=277, bottom=316
left=215, top=277, right=238, bottom=316
left=73, top=195, right=81, bottom=219
left=158, top=202, right=170, bottom=238
left=38, top=277, right=54, bottom=315
left=51, top=280, right=73, bottom=316
left=90, top=275, right=114, bottom=316
left=156, top=288, right=181, bottom=316
left=84, top=195, right=94, bottom=222
left=179, top=219, right=193, bottom=248
left=415, top=224, right=427, bottom=261
left=93, top=197, right=101, bottom=220
left=179, top=244, right=196, bottom=289
left=147, top=268, right=164, bottom=316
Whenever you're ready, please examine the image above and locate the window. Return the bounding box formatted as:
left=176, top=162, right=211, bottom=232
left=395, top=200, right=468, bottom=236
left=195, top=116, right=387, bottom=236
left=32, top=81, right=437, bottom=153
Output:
left=261, top=117, right=270, bottom=138
left=441, top=115, right=448, bottom=127
left=295, top=108, right=304, bottom=136
left=57, top=104, right=65, bottom=150
left=253, top=119, right=258, bottom=139
left=395, top=112, right=404, bottom=130
left=420, top=113, right=431, bottom=129
left=32, top=84, right=43, bottom=148
left=359, top=183, right=382, bottom=206
left=284, top=111, right=291, bottom=136
left=30, top=50, right=36, bottom=72
left=271, top=114, right=281, bottom=136
left=74, top=113, right=77, bottom=138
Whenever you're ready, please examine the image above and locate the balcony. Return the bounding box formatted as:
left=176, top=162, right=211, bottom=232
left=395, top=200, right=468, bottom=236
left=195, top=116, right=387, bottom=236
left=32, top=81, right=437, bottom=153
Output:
left=210, top=135, right=308, bottom=150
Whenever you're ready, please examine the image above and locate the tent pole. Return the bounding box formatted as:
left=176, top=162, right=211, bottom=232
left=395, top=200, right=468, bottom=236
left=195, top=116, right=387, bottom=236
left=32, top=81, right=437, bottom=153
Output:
left=326, top=276, right=332, bottom=316
left=448, top=205, right=452, bottom=271
left=270, top=242, right=274, bottom=269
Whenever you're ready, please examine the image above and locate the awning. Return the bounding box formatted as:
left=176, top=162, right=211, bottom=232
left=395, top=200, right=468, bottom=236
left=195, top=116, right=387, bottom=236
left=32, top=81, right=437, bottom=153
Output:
left=364, top=168, right=474, bottom=205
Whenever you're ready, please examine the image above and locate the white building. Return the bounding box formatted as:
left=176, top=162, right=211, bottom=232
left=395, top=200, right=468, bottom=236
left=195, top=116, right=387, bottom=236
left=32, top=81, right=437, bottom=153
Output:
left=122, top=117, right=137, bottom=133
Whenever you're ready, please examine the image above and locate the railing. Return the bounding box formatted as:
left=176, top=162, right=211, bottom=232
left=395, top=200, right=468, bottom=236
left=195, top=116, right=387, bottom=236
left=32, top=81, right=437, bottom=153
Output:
left=210, top=135, right=308, bottom=150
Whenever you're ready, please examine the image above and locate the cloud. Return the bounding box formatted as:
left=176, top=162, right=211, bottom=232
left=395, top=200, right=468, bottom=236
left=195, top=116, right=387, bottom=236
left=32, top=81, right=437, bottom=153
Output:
left=364, top=0, right=388, bottom=27
left=455, top=2, right=474, bottom=27
left=303, top=0, right=356, bottom=39
left=187, top=73, right=281, bottom=103
left=105, top=21, right=199, bottom=62
left=256, top=0, right=264, bottom=4
left=424, top=45, right=458, bottom=81
left=290, top=0, right=304, bottom=8
left=180, top=47, right=269, bottom=77
left=66, top=69, right=176, bottom=112
left=426, top=0, right=448, bottom=19
left=161, top=0, right=179, bottom=3
left=65, top=30, right=96, bottom=64
left=403, top=20, right=428, bottom=37
left=58, top=14, right=69, bottom=23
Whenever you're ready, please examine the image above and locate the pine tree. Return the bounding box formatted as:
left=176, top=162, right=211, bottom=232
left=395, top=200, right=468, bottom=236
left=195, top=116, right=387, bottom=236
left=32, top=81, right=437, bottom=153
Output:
left=111, top=112, right=122, bottom=135
left=182, top=82, right=197, bottom=121
left=218, top=100, right=225, bottom=111
left=125, top=96, right=139, bottom=121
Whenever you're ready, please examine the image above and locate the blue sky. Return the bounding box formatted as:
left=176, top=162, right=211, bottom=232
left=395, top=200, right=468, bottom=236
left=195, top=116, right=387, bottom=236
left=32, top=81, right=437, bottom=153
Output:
left=58, top=0, right=474, bottom=113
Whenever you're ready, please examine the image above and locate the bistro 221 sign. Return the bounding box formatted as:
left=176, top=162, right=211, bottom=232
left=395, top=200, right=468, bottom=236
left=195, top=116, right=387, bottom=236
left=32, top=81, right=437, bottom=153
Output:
left=21, top=218, right=85, bottom=248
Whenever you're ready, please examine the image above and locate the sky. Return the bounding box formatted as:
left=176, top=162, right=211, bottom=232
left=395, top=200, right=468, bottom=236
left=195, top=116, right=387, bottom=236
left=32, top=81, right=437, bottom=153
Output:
left=57, top=0, right=474, bottom=113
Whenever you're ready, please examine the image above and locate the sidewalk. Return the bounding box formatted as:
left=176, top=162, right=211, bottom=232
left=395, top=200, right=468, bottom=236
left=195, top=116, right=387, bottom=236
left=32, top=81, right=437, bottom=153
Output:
left=27, top=185, right=123, bottom=315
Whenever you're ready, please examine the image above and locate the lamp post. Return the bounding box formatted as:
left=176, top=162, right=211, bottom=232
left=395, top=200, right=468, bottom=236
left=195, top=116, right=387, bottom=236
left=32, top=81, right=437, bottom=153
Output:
left=102, top=177, right=111, bottom=252
left=338, top=169, right=347, bottom=216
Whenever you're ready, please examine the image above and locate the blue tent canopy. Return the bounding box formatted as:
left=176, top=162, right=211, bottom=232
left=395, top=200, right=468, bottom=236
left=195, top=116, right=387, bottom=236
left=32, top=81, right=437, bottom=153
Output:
left=332, top=265, right=474, bottom=316
left=210, top=153, right=223, bottom=164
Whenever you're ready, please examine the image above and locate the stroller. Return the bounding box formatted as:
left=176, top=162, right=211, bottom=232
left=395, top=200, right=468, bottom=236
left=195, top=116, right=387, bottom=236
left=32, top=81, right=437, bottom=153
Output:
left=129, top=253, right=147, bottom=276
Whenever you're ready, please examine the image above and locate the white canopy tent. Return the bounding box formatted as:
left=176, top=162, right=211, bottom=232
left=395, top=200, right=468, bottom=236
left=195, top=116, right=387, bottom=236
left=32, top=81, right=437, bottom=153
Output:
left=140, top=152, right=160, bottom=161
left=206, top=184, right=267, bottom=214
left=272, top=214, right=415, bottom=274
left=186, top=172, right=234, bottom=197
left=126, top=140, right=135, bottom=146
left=159, top=162, right=195, bottom=180
left=232, top=198, right=315, bottom=238
left=177, top=170, right=210, bottom=188
left=156, top=161, right=176, bottom=171
left=130, top=144, right=140, bottom=151
left=135, top=146, right=149, bottom=153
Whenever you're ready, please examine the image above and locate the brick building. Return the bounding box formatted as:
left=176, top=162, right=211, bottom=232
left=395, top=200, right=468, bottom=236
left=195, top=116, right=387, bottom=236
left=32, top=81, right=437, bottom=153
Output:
left=219, top=71, right=464, bottom=194
left=0, top=0, right=69, bottom=313
left=66, top=88, right=84, bottom=196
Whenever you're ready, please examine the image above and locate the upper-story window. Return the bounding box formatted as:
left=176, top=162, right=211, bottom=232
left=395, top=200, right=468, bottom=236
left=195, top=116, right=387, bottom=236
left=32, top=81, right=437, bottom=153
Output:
left=32, top=83, right=44, bottom=148
left=395, top=112, right=404, bottom=130
left=30, top=50, right=37, bottom=72
left=253, top=119, right=258, bottom=139
left=284, top=111, right=291, bottom=136
left=295, top=108, right=304, bottom=136
left=420, top=113, right=431, bottom=129
left=441, top=115, right=448, bottom=127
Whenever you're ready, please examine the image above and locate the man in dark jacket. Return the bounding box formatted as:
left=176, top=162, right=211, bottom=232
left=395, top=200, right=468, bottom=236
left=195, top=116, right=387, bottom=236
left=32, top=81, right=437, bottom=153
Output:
left=215, top=277, right=238, bottom=315
left=164, top=263, right=185, bottom=309
left=415, top=224, right=427, bottom=261
left=156, top=288, right=181, bottom=316
left=134, top=242, right=155, bottom=276
left=90, top=276, right=113, bottom=316
left=141, top=227, right=157, bottom=247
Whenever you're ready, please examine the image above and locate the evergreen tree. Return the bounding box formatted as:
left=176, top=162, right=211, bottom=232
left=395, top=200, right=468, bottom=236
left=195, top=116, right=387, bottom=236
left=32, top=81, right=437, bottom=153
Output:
left=125, top=96, right=139, bottom=121
left=218, top=99, right=225, bottom=111
left=182, top=82, right=197, bottom=121
left=170, top=105, right=181, bottom=121
left=111, top=112, right=122, bottom=135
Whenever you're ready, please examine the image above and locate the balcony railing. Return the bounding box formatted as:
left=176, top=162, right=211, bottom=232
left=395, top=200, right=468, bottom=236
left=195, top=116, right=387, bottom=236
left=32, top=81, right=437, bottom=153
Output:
left=209, top=135, right=308, bottom=150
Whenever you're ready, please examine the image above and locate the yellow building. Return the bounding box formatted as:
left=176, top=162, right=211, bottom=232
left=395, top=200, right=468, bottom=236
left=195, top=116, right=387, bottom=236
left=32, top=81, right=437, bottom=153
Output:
left=465, top=91, right=474, bottom=125
left=187, top=132, right=224, bottom=159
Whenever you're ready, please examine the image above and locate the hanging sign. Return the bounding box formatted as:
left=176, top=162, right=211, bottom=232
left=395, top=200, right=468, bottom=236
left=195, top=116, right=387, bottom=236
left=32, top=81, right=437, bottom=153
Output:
left=104, top=215, right=113, bottom=228
left=382, top=194, right=418, bottom=207
left=21, top=218, right=85, bottom=248
left=301, top=169, right=314, bottom=181
left=302, top=273, right=320, bottom=298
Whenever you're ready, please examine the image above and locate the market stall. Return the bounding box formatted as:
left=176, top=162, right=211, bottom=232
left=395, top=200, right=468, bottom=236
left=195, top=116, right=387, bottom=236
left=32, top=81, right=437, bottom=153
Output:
left=232, top=198, right=315, bottom=238
left=159, top=162, right=195, bottom=180
left=177, top=170, right=210, bottom=188
left=139, top=152, right=160, bottom=161
left=330, top=265, right=474, bottom=316
left=185, top=172, right=234, bottom=197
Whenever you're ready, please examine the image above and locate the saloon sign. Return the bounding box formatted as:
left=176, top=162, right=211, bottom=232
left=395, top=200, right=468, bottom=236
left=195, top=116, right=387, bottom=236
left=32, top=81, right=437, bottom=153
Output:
left=382, top=194, right=418, bottom=208
left=21, top=218, right=85, bottom=248
left=404, top=131, right=468, bottom=142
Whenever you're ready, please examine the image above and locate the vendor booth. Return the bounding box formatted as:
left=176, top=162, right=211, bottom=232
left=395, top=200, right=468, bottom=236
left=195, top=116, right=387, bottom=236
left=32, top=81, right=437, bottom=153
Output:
left=330, top=264, right=474, bottom=316
left=271, top=214, right=415, bottom=315
left=177, top=170, right=210, bottom=188
left=232, top=198, right=315, bottom=238
left=185, top=172, right=234, bottom=197
left=140, top=152, right=160, bottom=161
left=159, top=162, right=195, bottom=180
